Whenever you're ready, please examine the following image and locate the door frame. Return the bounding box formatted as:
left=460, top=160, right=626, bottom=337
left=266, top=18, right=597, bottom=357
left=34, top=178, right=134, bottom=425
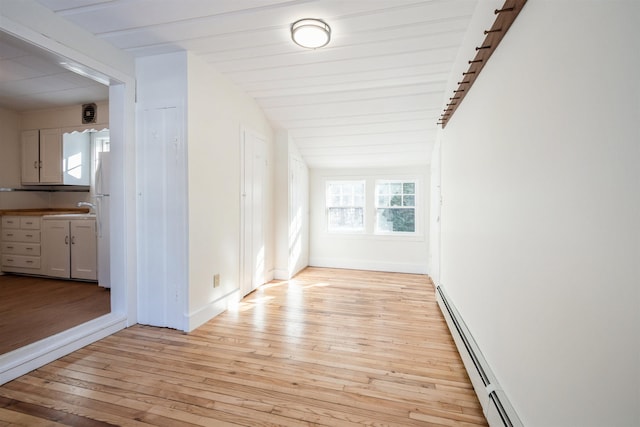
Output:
left=239, top=126, right=267, bottom=297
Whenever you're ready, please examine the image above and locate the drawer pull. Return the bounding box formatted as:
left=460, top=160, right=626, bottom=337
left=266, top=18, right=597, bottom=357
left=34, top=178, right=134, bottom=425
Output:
left=26, top=260, right=33, bottom=264
left=26, top=247, right=33, bottom=251
left=6, top=233, right=13, bottom=237
left=25, top=234, right=33, bottom=238
left=6, top=246, right=14, bottom=250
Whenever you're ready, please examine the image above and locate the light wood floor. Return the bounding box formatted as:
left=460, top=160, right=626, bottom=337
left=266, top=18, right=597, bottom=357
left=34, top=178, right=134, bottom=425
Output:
left=0, top=274, right=111, bottom=354
left=0, top=267, right=487, bottom=426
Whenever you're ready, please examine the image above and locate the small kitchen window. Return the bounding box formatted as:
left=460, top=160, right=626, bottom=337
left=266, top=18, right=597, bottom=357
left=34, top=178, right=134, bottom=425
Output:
left=326, top=180, right=365, bottom=233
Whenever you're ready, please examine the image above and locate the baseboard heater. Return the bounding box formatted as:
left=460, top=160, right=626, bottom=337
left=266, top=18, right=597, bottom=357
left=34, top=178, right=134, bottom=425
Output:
left=436, top=285, right=523, bottom=427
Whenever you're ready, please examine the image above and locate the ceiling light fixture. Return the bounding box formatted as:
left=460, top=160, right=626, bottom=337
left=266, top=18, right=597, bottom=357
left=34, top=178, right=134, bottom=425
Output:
left=291, top=18, right=331, bottom=49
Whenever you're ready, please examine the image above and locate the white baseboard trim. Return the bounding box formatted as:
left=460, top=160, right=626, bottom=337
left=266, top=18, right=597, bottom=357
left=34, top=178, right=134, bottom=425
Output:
left=186, top=288, right=240, bottom=332
left=273, top=269, right=289, bottom=280
left=435, top=285, right=523, bottom=427
left=309, top=257, right=428, bottom=275
left=0, top=312, right=127, bottom=385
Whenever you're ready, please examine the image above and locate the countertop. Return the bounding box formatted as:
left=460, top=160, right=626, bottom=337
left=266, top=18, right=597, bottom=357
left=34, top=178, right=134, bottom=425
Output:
left=0, top=208, right=91, bottom=216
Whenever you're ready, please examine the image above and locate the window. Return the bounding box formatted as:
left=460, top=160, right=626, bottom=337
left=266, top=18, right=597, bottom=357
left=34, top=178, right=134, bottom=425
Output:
left=326, top=180, right=365, bottom=232
left=375, top=180, right=416, bottom=233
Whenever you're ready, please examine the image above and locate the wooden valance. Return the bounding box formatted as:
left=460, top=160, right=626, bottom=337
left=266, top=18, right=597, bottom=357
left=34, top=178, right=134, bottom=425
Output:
left=438, top=0, right=527, bottom=128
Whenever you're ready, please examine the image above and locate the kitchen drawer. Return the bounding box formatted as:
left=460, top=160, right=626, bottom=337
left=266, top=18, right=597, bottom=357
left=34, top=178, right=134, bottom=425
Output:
left=20, top=217, right=41, bottom=230
left=1, top=229, right=41, bottom=243
left=1, top=242, right=41, bottom=256
left=1, top=216, right=20, bottom=229
left=1, top=254, right=41, bottom=269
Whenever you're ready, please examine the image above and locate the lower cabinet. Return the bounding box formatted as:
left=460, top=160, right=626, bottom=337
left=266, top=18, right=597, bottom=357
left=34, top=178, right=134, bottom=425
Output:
left=42, top=219, right=97, bottom=281
left=1, top=216, right=42, bottom=274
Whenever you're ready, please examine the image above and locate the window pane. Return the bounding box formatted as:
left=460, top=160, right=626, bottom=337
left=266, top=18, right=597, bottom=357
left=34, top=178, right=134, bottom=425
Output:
left=376, top=208, right=415, bottom=232
left=403, top=182, right=415, bottom=194
left=403, top=195, right=415, bottom=207
left=390, top=195, right=402, bottom=206
left=327, top=184, right=341, bottom=197
left=377, top=195, right=388, bottom=207
left=328, top=207, right=364, bottom=231
left=326, top=180, right=365, bottom=232
left=390, top=183, right=402, bottom=194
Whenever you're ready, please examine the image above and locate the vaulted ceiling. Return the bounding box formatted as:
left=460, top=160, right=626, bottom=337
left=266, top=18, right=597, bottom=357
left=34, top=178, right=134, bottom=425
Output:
left=2, top=0, right=479, bottom=169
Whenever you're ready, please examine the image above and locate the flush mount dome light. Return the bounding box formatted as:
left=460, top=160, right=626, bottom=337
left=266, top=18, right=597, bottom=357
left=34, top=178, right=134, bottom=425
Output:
left=291, top=18, right=331, bottom=49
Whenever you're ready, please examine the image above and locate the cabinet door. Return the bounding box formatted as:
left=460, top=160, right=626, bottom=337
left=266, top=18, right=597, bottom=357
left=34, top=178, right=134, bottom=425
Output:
left=71, top=220, right=97, bottom=280
left=42, top=220, right=70, bottom=278
left=21, top=130, right=40, bottom=184
left=39, top=128, right=63, bottom=184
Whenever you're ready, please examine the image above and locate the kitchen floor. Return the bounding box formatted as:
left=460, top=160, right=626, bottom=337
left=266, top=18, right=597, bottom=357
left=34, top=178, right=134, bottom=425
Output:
left=0, top=274, right=110, bottom=354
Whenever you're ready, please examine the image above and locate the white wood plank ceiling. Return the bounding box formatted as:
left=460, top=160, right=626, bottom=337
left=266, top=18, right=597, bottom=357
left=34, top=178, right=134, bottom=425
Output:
left=9, top=0, right=478, bottom=169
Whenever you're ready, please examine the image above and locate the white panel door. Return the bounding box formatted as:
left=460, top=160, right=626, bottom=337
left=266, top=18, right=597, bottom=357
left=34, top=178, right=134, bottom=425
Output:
left=288, top=156, right=309, bottom=277
left=137, top=106, right=186, bottom=329
left=241, top=129, right=266, bottom=297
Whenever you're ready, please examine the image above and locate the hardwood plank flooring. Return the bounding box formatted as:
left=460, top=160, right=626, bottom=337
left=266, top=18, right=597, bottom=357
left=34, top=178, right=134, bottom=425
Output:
left=0, top=267, right=487, bottom=426
left=0, top=274, right=111, bottom=354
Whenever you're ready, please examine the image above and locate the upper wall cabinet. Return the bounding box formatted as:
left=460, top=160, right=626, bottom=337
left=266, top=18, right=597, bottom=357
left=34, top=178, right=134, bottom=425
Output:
left=21, top=129, right=90, bottom=186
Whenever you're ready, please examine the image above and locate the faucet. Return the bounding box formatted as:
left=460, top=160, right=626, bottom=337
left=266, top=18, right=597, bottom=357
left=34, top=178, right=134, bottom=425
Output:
left=77, top=201, right=96, bottom=211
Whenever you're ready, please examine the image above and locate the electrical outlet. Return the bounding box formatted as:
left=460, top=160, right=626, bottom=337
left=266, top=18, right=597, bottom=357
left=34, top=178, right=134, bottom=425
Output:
left=213, top=274, right=220, bottom=288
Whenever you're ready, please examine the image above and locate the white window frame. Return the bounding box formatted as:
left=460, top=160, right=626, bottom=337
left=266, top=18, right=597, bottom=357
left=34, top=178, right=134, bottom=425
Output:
left=374, top=179, right=418, bottom=235
left=325, top=180, right=366, bottom=233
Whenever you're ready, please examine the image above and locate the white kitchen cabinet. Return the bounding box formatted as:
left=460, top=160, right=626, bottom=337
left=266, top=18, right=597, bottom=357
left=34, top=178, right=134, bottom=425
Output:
left=70, top=220, right=98, bottom=280
left=40, top=128, right=64, bottom=183
left=42, top=218, right=97, bottom=281
left=20, top=130, right=41, bottom=184
left=1, top=216, right=42, bottom=274
left=21, top=129, right=90, bottom=185
left=21, top=129, right=63, bottom=184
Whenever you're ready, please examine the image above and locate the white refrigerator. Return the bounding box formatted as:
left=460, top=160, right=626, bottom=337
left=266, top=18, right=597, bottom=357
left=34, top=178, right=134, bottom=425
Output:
left=94, top=151, right=111, bottom=288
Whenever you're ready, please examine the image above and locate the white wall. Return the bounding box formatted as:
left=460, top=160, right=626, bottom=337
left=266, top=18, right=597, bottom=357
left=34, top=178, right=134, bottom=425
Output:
left=19, top=102, right=109, bottom=133
left=0, top=108, right=21, bottom=188
left=438, top=1, right=640, bottom=425
left=310, top=166, right=429, bottom=274
left=186, top=53, right=275, bottom=331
